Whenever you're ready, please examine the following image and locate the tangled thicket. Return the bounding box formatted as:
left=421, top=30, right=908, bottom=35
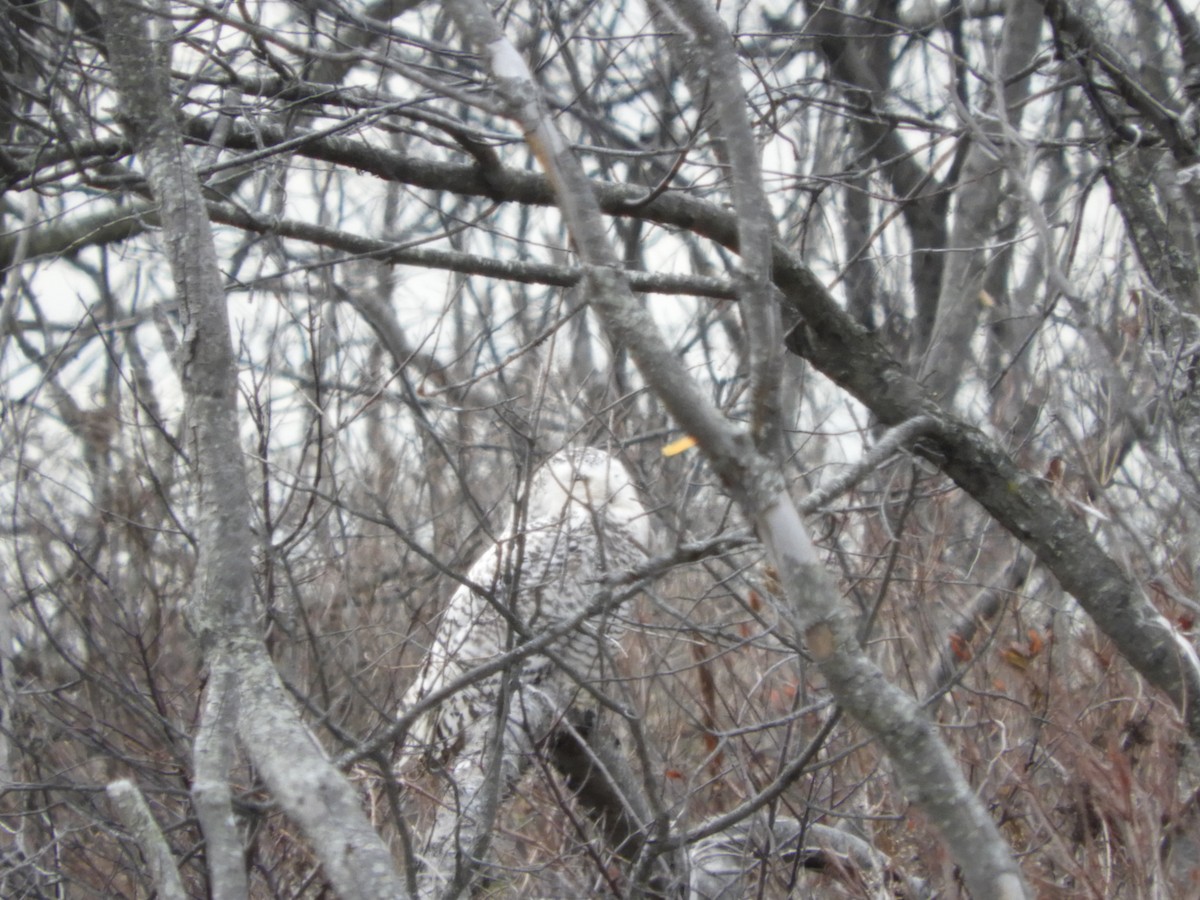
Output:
left=5, top=0, right=1200, bottom=896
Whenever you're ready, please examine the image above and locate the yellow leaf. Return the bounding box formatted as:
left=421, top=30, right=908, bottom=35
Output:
left=662, top=435, right=698, bottom=457
left=1001, top=646, right=1031, bottom=671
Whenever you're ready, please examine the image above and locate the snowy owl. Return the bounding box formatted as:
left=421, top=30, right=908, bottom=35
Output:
left=399, top=447, right=650, bottom=764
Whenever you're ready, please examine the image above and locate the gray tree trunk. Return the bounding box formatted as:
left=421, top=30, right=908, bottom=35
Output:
left=102, top=3, right=408, bottom=897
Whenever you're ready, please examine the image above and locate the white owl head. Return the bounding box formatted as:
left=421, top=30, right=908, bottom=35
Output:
left=529, top=447, right=650, bottom=545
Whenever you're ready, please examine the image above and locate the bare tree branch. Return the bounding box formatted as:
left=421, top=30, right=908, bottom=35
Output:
left=190, top=660, right=248, bottom=900
left=106, top=779, right=187, bottom=900
left=441, top=2, right=1029, bottom=896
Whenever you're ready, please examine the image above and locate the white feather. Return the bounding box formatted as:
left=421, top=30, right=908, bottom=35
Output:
left=398, top=447, right=650, bottom=763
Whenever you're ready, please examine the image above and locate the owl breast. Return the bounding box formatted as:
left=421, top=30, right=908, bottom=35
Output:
left=398, top=449, right=649, bottom=764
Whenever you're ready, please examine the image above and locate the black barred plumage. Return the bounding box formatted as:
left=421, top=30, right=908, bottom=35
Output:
left=398, top=447, right=650, bottom=764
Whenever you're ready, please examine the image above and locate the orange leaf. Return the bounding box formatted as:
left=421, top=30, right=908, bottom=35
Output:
left=1044, top=457, right=1065, bottom=485
left=949, top=633, right=972, bottom=662
left=747, top=589, right=762, bottom=613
